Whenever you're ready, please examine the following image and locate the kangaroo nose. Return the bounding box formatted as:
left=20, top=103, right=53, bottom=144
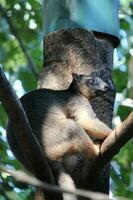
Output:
left=106, top=80, right=115, bottom=91
left=102, top=83, right=110, bottom=91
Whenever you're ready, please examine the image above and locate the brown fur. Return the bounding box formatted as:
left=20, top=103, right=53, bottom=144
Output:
left=7, top=73, right=112, bottom=200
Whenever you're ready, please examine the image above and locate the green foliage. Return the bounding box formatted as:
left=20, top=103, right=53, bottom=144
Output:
left=111, top=0, right=133, bottom=199
left=17, top=68, right=37, bottom=91
left=113, top=68, right=128, bottom=92
left=0, top=0, right=132, bottom=199
left=0, top=0, right=41, bottom=199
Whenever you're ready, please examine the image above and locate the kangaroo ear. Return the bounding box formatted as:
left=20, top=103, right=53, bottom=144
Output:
left=72, top=73, right=80, bottom=81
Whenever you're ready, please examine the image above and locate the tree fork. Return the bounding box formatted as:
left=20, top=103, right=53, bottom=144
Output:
left=38, top=29, right=115, bottom=194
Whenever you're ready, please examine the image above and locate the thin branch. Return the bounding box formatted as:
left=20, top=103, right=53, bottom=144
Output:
left=0, top=3, right=38, bottom=78
left=0, top=66, right=60, bottom=200
left=0, top=164, right=110, bottom=200
left=88, top=112, right=133, bottom=184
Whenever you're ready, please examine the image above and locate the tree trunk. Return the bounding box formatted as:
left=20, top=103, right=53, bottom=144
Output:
left=37, top=29, right=115, bottom=197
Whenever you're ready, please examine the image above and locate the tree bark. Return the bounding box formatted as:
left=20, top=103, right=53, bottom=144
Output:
left=37, top=29, right=115, bottom=195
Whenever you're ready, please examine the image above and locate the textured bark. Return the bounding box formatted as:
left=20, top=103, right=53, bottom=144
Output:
left=37, top=28, right=115, bottom=195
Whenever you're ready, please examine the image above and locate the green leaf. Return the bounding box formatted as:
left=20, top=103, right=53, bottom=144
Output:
left=113, top=68, right=128, bottom=92
left=5, top=191, right=22, bottom=200
left=117, top=105, right=133, bottom=121
left=17, top=68, right=37, bottom=91
left=0, top=104, right=8, bottom=127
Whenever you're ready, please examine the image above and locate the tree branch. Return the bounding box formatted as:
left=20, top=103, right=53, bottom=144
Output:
left=88, top=112, right=133, bottom=186
left=0, top=164, right=110, bottom=200
left=0, top=3, right=38, bottom=78
left=100, top=112, right=133, bottom=159
left=0, top=66, right=61, bottom=200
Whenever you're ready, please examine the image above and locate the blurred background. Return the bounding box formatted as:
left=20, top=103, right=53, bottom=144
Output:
left=0, top=0, right=133, bottom=199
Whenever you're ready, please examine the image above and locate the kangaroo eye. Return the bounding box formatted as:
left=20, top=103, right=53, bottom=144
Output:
left=87, top=78, right=93, bottom=84
left=93, top=79, right=98, bottom=84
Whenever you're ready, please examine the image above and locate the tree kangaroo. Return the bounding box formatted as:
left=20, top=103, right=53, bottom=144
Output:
left=7, top=73, right=112, bottom=200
